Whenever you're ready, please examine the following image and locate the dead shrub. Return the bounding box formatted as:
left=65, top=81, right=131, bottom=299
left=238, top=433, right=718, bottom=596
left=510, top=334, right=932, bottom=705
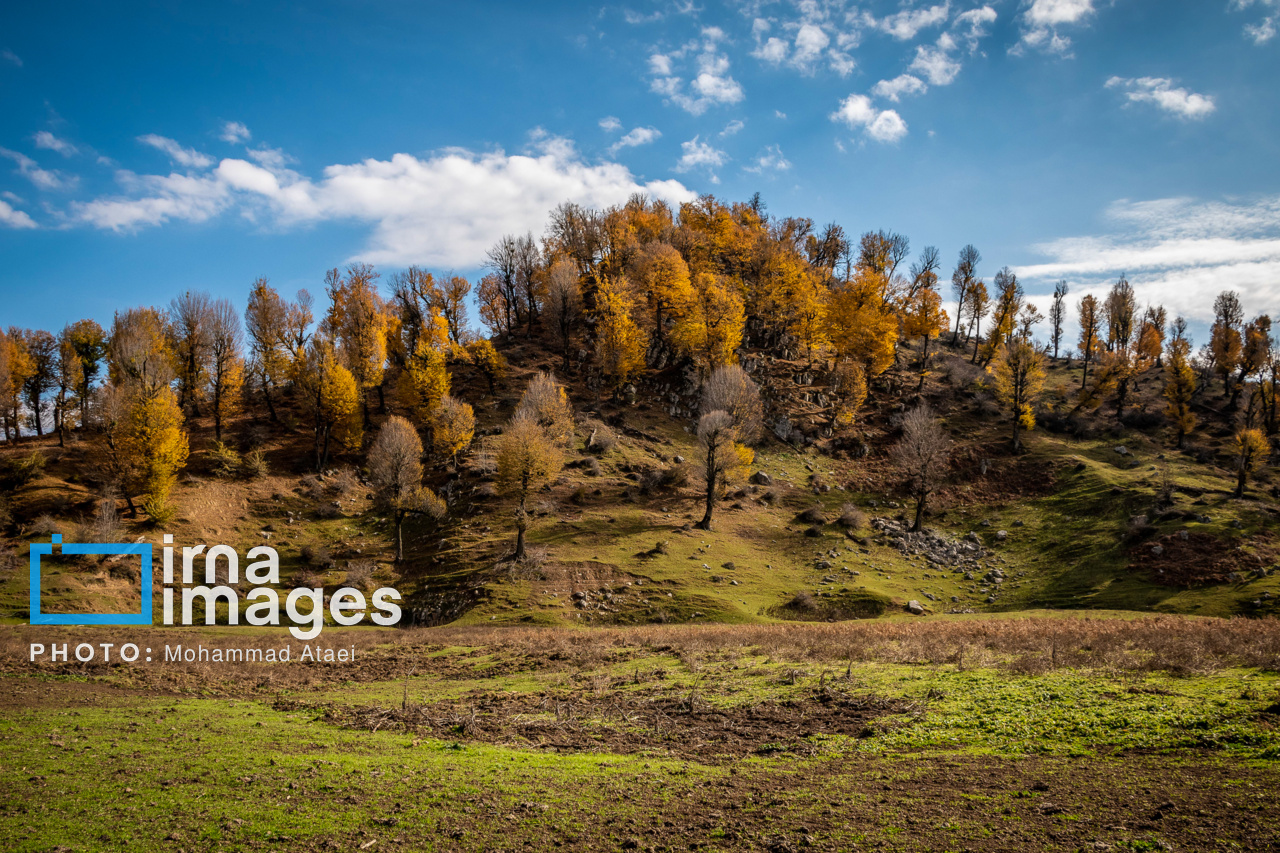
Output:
left=796, top=506, right=826, bottom=525
left=837, top=504, right=866, bottom=530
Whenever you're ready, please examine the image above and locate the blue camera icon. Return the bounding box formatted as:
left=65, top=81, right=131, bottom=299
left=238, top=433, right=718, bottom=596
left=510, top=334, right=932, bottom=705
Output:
left=29, top=534, right=153, bottom=625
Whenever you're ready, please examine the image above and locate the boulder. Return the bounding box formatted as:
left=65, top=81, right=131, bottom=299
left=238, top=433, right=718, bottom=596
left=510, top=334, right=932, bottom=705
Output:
left=750, top=471, right=773, bottom=486
left=906, top=600, right=925, bottom=615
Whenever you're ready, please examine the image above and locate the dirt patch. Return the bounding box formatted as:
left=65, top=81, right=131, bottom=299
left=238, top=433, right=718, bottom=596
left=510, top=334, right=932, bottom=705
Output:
left=769, top=589, right=892, bottom=622
left=273, top=685, right=916, bottom=762
left=1129, top=531, right=1277, bottom=588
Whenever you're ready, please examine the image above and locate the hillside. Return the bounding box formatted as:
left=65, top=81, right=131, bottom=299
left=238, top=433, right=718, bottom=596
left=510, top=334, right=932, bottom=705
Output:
left=3, top=328, right=1277, bottom=629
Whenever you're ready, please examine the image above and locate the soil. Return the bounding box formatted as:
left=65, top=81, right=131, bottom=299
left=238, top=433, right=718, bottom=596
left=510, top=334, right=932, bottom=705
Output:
left=1129, top=530, right=1277, bottom=588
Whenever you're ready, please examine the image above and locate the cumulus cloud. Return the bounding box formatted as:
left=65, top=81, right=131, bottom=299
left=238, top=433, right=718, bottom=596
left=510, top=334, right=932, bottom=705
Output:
left=1232, top=0, right=1278, bottom=43
left=830, top=94, right=908, bottom=143
left=1013, top=0, right=1094, bottom=55
left=599, top=115, right=623, bottom=132
left=220, top=121, right=252, bottom=144
left=909, top=34, right=962, bottom=85
left=744, top=145, right=791, bottom=174
left=749, top=11, right=858, bottom=76
left=0, top=148, right=74, bottom=190
left=1014, top=195, right=1280, bottom=327
left=674, top=135, right=728, bottom=182
left=872, top=74, right=928, bottom=102
left=609, top=126, right=662, bottom=154
left=34, top=131, right=77, bottom=157
left=0, top=198, right=37, bottom=228
left=67, top=134, right=695, bottom=267
left=649, top=30, right=745, bottom=114
left=1105, top=77, right=1216, bottom=120
left=870, top=4, right=950, bottom=40
left=954, top=6, right=998, bottom=51
left=138, top=134, right=215, bottom=169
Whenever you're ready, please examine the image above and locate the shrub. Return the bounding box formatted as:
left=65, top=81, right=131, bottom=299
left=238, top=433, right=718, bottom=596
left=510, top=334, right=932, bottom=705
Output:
left=142, top=496, right=178, bottom=526
left=241, top=448, right=269, bottom=479
left=583, top=457, right=602, bottom=477
left=584, top=420, right=618, bottom=455
left=571, top=485, right=589, bottom=505
left=208, top=442, right=243, bottom=478
left=4, top=451, right=47, bottom=488
left=796, top=506, right=826, bottom=525
left=344, top=560, right=376, bottom=591
left=837, top=504, right=866, bottom=530
left=329, top=467, right=359, bottom=497
left=301, top=544, right=332, bottom=567
left=295, top=570, right=325, bottom=589
left=761, top=487, right=780, bottom=504
left=29, top=514, right=60, bottom=536
left=314, top=501, right=344, bottom=519
left=299, top=474, right=325, bottom=499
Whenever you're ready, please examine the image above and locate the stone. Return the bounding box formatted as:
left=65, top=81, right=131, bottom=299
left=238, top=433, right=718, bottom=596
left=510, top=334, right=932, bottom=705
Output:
left=1150, top=544, right=1164, bottom=556
left=906, top=600, right=925, bottom=615
left=995, top=530, right=1008, bottom=541
left=1114, top=446, right=1129, bottom=455
left=750, top=471, right=773, bottom=486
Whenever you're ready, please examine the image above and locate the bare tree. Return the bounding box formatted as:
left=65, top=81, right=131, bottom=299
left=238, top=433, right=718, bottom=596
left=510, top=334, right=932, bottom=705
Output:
left=207, top=298, right=243, bottom=442
left=695, top=411, right=742, bottom=531
left=893, top=404, right=951, bottom=532
left=368, top=416, right=445, bottom=562
left=545, top=258, right=582, bottom=371
left=700, top=364, right=763, bottom=444
left=169, top=290, right=214, bottom=413
left=1049, top=280, right=1068, bottom=359
left=951, top=244, right=981, bottom=339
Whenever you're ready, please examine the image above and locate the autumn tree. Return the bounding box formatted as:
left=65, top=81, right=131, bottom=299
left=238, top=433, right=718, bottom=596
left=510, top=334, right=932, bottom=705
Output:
left=65, top=319, right=107, bottom=428
left=245, top=279, right=309, bottom=422
left=477, top=272, right=510, bottom=338
left=52, top=328, right=77, bottom=445
left=825, top=273, right=897, bottom=380
left=788, top=272, right=829, bottom=365
left=430, top=394, right=475, bottom=467
left=670, top=273, right=745, bottom=373
left=120, top=387, right=189, bottom=522
left=367, top=415, right=446, bottom=562
left=1104, top=276, right=1136, bottom=352
left=0, top=329, right=33, bottom=441
left=399, top=309, right=451, bottom=420
left=207, top=298, right=244, bottom=442
left=544, top=258, right=582, bottom=371
left=295, top=339, right=361, bottom=471
left=438, top=275, right=472, bottom=345
left=1232, top=428, right=1269, bottom=498
left=828, top=361, right=867, bottom=428
left=1078, top=294, right=1101, bottom=390
left=466, top=338, right=508, bottom=396
left=496, top=412, right=564, bottom=560
left=902, top=286, right=947, bottom=389
left=990, top=339, right=1047, bottom=451
left=977, top=267, right=1022, bottom=365
left=109, top=307, right=174, bottom=399
left=1237, top=315, right=1273, bottom=408
left=325, top=264, right=388, bottom=425
left=633, top=242, right=693, bottom=343
left=594, top=279, right=647, bottom=394
left=1049, top=281, right=1068, bottom=359
left=1135, top=305, right=1166, bottom=367
left=893, top=404, right=951, bottom=532
left=1164, top=338, right=1197, bottom=448
left=963, top=280, right=989, bottom=349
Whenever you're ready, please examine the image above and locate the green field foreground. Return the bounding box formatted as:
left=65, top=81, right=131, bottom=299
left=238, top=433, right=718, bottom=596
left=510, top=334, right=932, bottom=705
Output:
left=2, top=615, right=1280, bottom=852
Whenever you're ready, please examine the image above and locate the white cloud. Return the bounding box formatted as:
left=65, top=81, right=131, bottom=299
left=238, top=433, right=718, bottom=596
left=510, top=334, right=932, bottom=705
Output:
left=1, top=49, right=20, bottom=66
left=828, top=51, right=856, bottom=75
left=0, top=198, right=37, bottom=229
left=871, top=4, right=950, bottom=40
left=954, top=6, right=998, bottom=51
left=907, top=32, right=963, bottom=85
left=1014, top=0, right=1094, bottom=55
left=34, top=131, right=77, bottom=157
left=1232, top=0, right=1278, bottom=43
left=1014, top=195, right=1280, bottom=327
left=792, top=23, right=830, bottom=70
left=1105, top=77, right=1216, bottom=120
left=220, top=121, right=252, bottom=144
left=830, top=94, right=908, bottom=143
left=649, top=35, right=744, bottom=115
left=744, top=145, right=791, bottom=174
left=138, top=134, right=215, bottom=169
left=67, top=134, right=696, bottom=267
left=748, top=6, right=859, bottom=75
left=0, top=148, right=74, bottom=190
left=720, top=119, right=745, bottom=136
left=609, top=126, right=662, bottom=154
left=872, top=73, right=927, bottom=102
left=623, top=8, right=665, bottom=24
left=752, top=36, right=790, bottom=63
left=674, top=135, right=727, bottom=182
left=599, top=115, right=623, bottom=132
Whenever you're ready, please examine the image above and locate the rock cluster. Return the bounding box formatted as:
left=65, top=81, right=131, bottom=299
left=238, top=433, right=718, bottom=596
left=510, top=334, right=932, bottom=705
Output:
left=870, top=517, right=990, bottom=573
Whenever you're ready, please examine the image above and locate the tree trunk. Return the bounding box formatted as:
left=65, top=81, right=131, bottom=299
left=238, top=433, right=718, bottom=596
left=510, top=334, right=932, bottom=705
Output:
left=395, top=512, right=405, bottom=562
left=263, top=385, right=278, bottom=423
left=1236, top=469, right=1247, bottom=498
left=514, top=503, right=527, bottom=560
left=912, top=493, right=926, bottom=532
left=696, top=465, right=716, bottom=531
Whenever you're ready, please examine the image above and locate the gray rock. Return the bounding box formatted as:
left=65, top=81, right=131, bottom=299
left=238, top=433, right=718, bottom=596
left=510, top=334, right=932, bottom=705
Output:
left=1150, top=544, right=1164, bottom=556
left=995, top=530, right=1008, bottom=541
left=906, top=600, right=925, bottom=615
left=750, top=471, right=773, bottom=486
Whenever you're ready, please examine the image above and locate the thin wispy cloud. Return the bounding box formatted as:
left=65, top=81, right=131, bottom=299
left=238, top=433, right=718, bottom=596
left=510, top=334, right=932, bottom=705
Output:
left=138, top=134, right=215, bottom=169
left=69, top=133, right=695, bottom=267
left=1105, top=77, right=1216, bottom=120
left=1231, top=0, right=1278, bottom=44
left=1, top=49, right=21, bottom=67
left=0, top=148, right=75, bottom=190
left=744, top=144, right=790, bottom=174
left=34, top=131, right=78, bottom=157
left=220, top=121, right=252, bottom=144
left=1014, top=195, right=1280, bottom=326
left=608, top=125, right=662, bottom=154
left=0, top=198, right=37, bottom=229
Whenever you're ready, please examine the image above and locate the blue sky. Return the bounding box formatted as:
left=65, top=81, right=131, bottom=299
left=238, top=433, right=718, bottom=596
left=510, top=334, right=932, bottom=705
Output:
left=2, top=0, right=1278, bottom=340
